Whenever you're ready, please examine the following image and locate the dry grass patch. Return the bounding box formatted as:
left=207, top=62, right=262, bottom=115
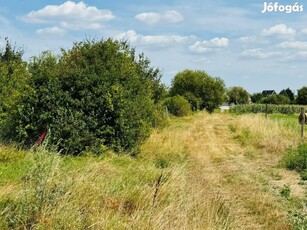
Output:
left=1, top=112, right=305, bottom=229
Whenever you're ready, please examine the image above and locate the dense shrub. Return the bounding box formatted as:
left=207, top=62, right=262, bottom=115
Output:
left=164, top=96, right=192, bottom=117
left=0, top=38, right=31, bottom=137
left=229, top=104, right=306, bottom=115
left=3, top=39, right=163, bottom=154
left=170, top=70, right=225, bottom=112
left=283, top=143, right=307, bottom=180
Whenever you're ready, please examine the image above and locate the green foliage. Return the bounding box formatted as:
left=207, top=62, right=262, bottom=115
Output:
left=227, top=86, right=249, bottom=104
left=229, top=104, right=305, bottom=115
left=297, top=86, right=307, bottom=105
left=0, top=38, right=32, bottom=137
left=288, top=211, right=307, bottom=230
left=4, top=39, right=163, bottom=154
left=280, top=184, right=291, bottom=199
left=250, top=92, right=264, bottom=103
left=170, top=69, right=225, bottom=112
left=283, top=143, right=307, bottom=179
left=284, top=143, right=307, bottom=171
left=1, top=148, right=65, bottom=229
left=279, top=88, right=295, bottom=103
left=260, top=94, right=291, bottom=105
left=164, top=95, right=192, bottom=117
left=300, top=170, right=307, bottom=180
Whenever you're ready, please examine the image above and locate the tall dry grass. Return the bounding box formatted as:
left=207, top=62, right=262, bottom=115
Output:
left=0, top=112, right=303, bottom=229
left=1, top=140, right=232, bottom=229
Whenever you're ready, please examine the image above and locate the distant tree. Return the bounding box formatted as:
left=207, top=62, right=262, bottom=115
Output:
left=170, top=70, right=225, bottom=112
left=260, top=94, right=291, bottom=105
left=279, top=88, right=295, bottom=103
left=251, top=92, right=264, bottom=103
left=297, top=86, right=307, bottom=105
left=227, top=86, right=249, bottom=104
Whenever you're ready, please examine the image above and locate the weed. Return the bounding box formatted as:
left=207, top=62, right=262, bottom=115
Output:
left=288, top=211, right=307, bottom=230
left=228, top=123, right=237, bottom=133
left=280, top=184, right=291, bottom=199
left=300, top=170, right=307, bottom=181
left=1, top=147, right=65, bottom=229
left=283, top=143, right=307, bottom=180
left=155, top=158, right=169, bottom=168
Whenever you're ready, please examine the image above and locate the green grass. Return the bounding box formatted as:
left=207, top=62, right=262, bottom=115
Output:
left=0, top=146, right=32, bottom=185
left=1, top=112, right=307, bottom=229
left=268, top=114, right=300, bottom=130
left=283, top=143, right=307, bottom=180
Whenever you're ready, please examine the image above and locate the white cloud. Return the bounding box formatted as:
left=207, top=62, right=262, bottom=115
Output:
left=36, top=26, right=65, bottom=36
left=241, top=48, right=283, bottom=59
left=238, top=36, right=257, bottom=43
left=277, top=41, right=307, bottom=49
left=261, top=24, right=296, bottom=37
left=189, top=37, right=229, bottom=53
left=280, top=51, right=307, bottom=62
left=116, top=30, right=194, bottom=45
left=301, top=28, right=307, bottom=35
left=22, top=1, right=115, bottom=30
left=135, top=10, right=183, bottom=24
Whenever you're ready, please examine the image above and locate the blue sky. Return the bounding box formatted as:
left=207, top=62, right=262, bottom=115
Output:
left=1, top=0, right=307, bottom=93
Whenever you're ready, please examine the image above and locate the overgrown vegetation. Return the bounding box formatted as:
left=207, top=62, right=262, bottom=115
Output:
left=1, top=37, right=307, bottom=229
left=163, top=95, right=192, bottom=117
left=170, top=69, right=225, bottom=112
left=0, top=123, right=233, bottom=229
left=229, top=104, right=307, bottom=115
left=283, top=143, right=307, bottom=180
left=1, top=112, right=307, bottom=229
left=1, top=39, right=165, bottom=154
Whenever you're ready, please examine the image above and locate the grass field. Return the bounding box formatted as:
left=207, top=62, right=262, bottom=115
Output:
left=0, top=112, right=306, bottom=229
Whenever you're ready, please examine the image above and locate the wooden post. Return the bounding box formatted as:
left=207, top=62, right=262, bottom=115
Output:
left=301, top=108, right=305, bottom=138
left=165, top=106, right=169, bottom=117
left=265, top=103, right=268, bottom=119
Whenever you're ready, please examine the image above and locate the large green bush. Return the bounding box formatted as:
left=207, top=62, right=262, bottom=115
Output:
left=170, top=70, right=225, bottom=113
left=4, top=39, right=163, bottom=154
left=0, top=38, right=31, bottom=135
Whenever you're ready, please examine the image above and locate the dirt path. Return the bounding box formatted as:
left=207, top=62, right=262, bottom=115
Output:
left=184, top=113, right=306, bottom=229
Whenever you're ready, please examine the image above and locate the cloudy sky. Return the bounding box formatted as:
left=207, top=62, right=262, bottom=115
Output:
left=1, top=0, right=307, bottom=93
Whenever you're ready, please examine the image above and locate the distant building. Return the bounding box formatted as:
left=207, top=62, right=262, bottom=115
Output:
left=262, top=90, right=276, bottom=97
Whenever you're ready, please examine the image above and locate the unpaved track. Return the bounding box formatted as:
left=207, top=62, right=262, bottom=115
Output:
left=182, top=113, right=304, bottom=229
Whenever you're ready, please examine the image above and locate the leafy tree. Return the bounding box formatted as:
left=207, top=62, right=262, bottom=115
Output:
left=0, top=38, right=31, bottom=136
left=251, top=92, right=264, bottom=103
left=164, top=95, right=192, bottom=117
left=227, top=86, right=249, bottom=104
left=279, top=88, right=294, bottom=103
left=297, top=86, right=307, bottom=105
left=260, top=94, right=291, bottom=105
left=6, top=39, right=163, bottom=154
left=170, top=70, right=225, bottom=112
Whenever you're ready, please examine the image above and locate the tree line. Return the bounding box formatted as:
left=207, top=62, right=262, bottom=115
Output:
left=0, top=37, right=306, bottom=154
left=0, top=38, right=226, bottom=154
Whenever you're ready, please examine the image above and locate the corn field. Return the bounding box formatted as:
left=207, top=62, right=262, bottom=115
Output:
left=229, top=104, right=307, bottom=115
